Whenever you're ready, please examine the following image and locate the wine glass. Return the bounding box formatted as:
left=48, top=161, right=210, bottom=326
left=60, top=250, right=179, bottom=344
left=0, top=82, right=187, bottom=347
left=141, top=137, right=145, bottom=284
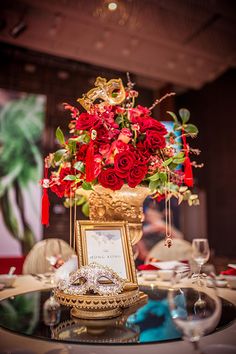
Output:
left=168, top=278, right=221, bottom=352
left=192, top=238, right=210, bottom=284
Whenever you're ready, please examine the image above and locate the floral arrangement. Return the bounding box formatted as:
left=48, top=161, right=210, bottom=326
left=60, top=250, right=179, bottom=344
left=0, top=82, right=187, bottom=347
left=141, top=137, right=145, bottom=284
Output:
left=41, top=76, right=201, bottom=225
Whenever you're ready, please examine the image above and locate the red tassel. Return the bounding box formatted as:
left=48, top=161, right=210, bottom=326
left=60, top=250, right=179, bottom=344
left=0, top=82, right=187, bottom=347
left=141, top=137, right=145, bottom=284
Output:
left=182, top=130, right=193, bottom=187
left=184, top=156, right=193, bottom=187
left=85, top=140, right=95, bottom=182
left=41, top=163, right=50, bottom=226
left=42, top=188, right=50, bottom=225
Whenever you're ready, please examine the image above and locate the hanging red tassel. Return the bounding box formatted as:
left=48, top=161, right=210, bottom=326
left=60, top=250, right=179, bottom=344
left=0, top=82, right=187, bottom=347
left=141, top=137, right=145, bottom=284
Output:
left=85, top=129, right=96, bottom=182
left=42, top=188, right=50, bottom=225
left=182, top=130, right=193, bottom=187
left=41, top=162, right=50, bottom=226
left=184, top=155, right=193, bottom=187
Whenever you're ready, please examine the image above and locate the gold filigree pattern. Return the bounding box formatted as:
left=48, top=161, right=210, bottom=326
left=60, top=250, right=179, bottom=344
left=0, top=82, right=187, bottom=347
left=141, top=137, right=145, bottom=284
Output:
left=77, top=77, right=126, bottom=111
left=76, top=184, right=150, bottom=245
left=55, top=288, right=143, bottom=319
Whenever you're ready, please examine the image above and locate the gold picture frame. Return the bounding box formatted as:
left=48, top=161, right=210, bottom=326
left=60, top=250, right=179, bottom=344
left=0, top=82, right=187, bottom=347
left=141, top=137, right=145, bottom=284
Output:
left=76, top=220, right=137, bottom=285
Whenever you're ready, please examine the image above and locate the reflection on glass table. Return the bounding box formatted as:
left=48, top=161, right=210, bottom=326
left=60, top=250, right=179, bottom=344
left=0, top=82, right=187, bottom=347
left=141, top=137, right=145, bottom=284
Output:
left=0, top=287, right=235, bottom=345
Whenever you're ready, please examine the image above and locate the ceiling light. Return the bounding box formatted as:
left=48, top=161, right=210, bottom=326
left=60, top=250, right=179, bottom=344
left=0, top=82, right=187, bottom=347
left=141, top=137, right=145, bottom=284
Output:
left=24, top=64, right=36, bottom=73
left=108, top=2, right=118, bottom=11
left=95, top=40, right=104, bottom=49
left=10, top=20, right=27, bottom=38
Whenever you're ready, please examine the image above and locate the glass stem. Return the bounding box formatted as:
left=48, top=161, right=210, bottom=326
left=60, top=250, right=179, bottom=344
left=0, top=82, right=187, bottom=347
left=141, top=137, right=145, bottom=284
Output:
left=192, top=340, right=202, bottom=353
left=198, top=264, right=202, bottom=285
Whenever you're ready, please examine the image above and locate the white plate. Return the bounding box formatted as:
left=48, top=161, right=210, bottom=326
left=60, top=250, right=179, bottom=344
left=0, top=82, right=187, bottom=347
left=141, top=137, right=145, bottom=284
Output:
left=228, top=264, right=236, bottom=270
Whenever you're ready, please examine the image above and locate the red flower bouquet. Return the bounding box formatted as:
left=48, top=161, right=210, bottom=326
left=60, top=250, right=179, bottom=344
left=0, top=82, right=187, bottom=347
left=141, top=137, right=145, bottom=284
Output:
left=41, top=77, right=201, bottom=225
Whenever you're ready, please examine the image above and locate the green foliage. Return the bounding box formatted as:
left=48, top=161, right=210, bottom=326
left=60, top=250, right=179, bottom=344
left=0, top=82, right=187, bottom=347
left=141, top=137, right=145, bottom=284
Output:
left=74, top=161, right=85, bottom=173
left=76, top=195, right=87, bottom=206
left=82, top=181, right=93, bottom=190
left=179, top=108, right=190, bottom=123
left=68, top=139, right=77, bottom=154
left=162, top=157, right=173, bottom=166
left=148, top=172, right=159, bottom=181
left=82, top=201, right=89, bottom=216
left=184, top=124, right=198, bottom=135
left=0, top=93, right=45, bottom=251
left=167, top=111, right=178, bottom=123
left=56, top=127, right=65, bottom=145
left=54, top=149, right=66, bottom=162
left=63, top=175, right=76, bottom=181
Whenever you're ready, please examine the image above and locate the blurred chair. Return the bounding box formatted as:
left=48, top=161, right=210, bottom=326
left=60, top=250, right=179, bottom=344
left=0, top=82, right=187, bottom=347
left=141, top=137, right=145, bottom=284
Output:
left=147, top=238, right=192, bottom=262
left=23, top=238, right=75, bottom=274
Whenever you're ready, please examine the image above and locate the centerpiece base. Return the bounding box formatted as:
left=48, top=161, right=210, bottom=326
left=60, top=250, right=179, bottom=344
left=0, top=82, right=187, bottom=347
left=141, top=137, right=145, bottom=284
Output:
left=55, top=289, right=147, bottom=320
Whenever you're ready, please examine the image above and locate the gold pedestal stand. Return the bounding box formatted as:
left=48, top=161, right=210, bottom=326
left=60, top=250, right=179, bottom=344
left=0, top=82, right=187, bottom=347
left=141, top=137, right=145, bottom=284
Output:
left=52, top=292, right=147, bottom=343
left=55, top=289, right=147, bottom=320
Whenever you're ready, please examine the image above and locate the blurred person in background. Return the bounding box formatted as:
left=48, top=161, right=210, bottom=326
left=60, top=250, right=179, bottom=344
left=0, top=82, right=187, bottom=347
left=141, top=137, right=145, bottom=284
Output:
left=135, top=197, right=183, bottom=265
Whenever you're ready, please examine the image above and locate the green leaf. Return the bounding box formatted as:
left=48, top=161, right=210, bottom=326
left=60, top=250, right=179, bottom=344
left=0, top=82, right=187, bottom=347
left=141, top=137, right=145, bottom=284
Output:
left=74, top=134, right=90, bottom=144
left=173, top=122, right=182, bottom=131
left=54, top=149, right=66, bottom=162
left=162, top=157, right=173, bottom=166
left=74, top=161, right=85, bottom=173
left=56, top=127, right=65, bottom=145
left=167, top=111, right=178, bottom=123
left=148, top=172, right=159, bottom=181
left=184, top=124, right=199, bottom=135
left=159, top=172, right=167, bottom=183
left=115, top=115, right=124, bottom=125
left=68, top=139, right=77, bottom=154
left=179, top=108, right=190, bottom=123
left=63, top=175, right=76, bottom=181
left=174, top=151, right=185, bottom=159
left=82, top=202, right=90, bottom=217
left=76, top=195, right=86, bottom=206
left=173, top=157, right=185, bottom=164
left=82, top=181, right=93, bottom=190
left=168, top=162, right=178, bottom=170
left=149, top=180, right=159, bottom=191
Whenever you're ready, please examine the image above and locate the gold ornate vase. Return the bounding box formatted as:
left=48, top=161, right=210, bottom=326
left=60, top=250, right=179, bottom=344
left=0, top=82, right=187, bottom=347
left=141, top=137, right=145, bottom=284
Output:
left=77, top=184, right=150, bottom=245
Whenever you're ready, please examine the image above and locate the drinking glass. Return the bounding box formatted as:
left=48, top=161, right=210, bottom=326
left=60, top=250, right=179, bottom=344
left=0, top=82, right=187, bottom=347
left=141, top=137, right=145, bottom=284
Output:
left=192, top=238, right=210, bottom=283
left=168, top=279, right=221, bottom=352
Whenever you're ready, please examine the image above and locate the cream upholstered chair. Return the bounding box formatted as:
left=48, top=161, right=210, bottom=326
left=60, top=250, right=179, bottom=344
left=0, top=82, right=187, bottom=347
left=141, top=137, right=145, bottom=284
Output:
left=147, top=238, right=192, bottom=262
left=23, top=238, right=75, bottom=274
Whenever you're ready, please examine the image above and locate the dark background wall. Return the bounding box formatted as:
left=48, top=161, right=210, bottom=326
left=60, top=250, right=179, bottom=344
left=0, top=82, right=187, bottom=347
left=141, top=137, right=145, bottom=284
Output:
left=177, top=69, right=236, bottom=257
left=1, top=42, right=235, bottom=257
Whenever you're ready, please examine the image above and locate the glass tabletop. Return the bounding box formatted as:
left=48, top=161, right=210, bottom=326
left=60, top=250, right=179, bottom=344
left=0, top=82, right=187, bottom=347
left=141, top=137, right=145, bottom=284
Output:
left=0, top=285, right=235, bottom=345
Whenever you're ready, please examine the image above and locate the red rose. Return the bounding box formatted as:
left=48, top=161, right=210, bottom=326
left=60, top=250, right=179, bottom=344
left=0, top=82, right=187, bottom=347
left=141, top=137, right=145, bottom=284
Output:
left=127, top=164, right=148, bottom=188
left=76, top=112, right=101, bottom=130
left=76, top=144, right=88, bottom=162
left=144, top=119, right=167, bottom=135
left=130, top=145, right=150, bottom=164
left=98, top=168, right=124, bottom=190
left=132, top=116, right=167, bottom=135
left=50, top=167, right=76, bottom=197
left=144, top=130, right=166, bottom=150
left=114, top=150, right=135, bottom=178
left=129, top=105, right=150, bottom=120
left=50, top=183, right=66, bottom=198
left=96, top=126, right=110, bottom=143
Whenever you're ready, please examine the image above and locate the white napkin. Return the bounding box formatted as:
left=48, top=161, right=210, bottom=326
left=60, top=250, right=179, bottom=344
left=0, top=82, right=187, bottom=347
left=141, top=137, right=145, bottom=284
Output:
left=150, top=260, right=188, bottom=271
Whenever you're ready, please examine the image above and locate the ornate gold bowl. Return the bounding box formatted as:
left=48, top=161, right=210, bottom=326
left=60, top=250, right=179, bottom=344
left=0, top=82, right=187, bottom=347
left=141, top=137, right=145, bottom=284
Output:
left=55, top=288, right=147, bottom=319
left=76, top=184, right=150, bottom=245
